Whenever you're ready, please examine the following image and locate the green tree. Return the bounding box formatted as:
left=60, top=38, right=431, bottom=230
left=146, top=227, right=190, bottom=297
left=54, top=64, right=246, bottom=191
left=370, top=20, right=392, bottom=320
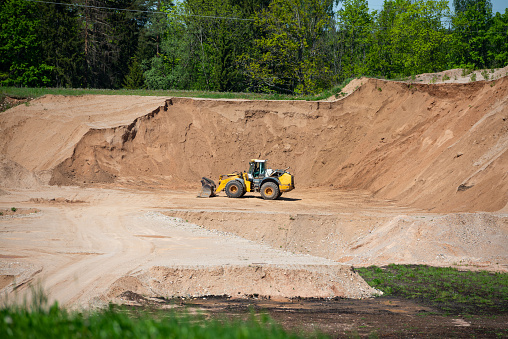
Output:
left=486, top=9, right=508, bottom=68
left=450, top=0, right=493, bottom=69
left=182, top=0, right=247, bottom=91
left=145, top=1, right=198, bottom=90
left=240, top=0, right=335, bottom=94
left=80, top=0, right=149, bottom=88
left=365, top=0, right=400, bottom=78
left=123, top=57, right=145, bottom=89
left=148, top=0, right=264, bottom=91
left=367, top=0, right=450, bottom=78
left=37, top=0, right=85, bottom=87
left=336, top=0, right=374, bottom=79
left=389, top=0, right=450, bottom=76
left=453, top=0, right=491, bottom=13
left=0, top=0, right=53, bottom=86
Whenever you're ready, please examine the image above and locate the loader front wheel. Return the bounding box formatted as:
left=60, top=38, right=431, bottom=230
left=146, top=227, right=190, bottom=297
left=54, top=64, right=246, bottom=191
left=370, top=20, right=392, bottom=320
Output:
left=225, top=180, right=244, bottom=198
left=260, top=182, right=279, bottom=200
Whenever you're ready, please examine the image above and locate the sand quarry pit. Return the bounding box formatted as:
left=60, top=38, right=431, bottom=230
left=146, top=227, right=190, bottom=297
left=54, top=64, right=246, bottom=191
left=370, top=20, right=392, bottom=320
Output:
left=0, top=76, right=507, bottom=318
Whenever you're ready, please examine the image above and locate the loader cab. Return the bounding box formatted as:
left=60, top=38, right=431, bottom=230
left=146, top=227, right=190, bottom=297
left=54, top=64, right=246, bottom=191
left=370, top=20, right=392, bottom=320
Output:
left=248, top=159, right=266, bottom=178
left=248, top=159, right=266, bottom=179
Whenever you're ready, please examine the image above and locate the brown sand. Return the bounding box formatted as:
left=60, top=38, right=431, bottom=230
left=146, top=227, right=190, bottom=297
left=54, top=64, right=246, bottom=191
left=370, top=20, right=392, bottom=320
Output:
left=36, top=79, right=508, bottom=212
left=0, top=74, right=507, bottom=308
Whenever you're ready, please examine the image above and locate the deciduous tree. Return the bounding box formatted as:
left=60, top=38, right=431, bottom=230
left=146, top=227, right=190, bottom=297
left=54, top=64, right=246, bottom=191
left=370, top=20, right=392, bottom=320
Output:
left=240, top=0, right=335, bottom=94
left=0, top=0, right=53, bottom=86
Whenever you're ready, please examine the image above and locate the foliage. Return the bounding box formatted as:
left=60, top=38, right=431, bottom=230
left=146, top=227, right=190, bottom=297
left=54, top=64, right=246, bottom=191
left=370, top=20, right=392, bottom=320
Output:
left=240, top=0, right=335, bottom=94
left=449, top=0, right=493, bottom=69
left=154, top=0, right=256, bottom=92
left=336, top=0, right=374, bottom=79
left=0, top=0, right=53, bottom=86
left=1, top=0, right=507, bottom=92
left=366, top=0, right=450, bottom=78
left=79, top=0, right=150, bottom=88
left=453, top=0, right=492, bottom=14
left=123, top=58, right=145, bottom=89
left=0, top=302, right=323, bottom=339
left=389, top=0, right=450, bottom=76
left=357, top=264, right=508, bottom=315
left=486, top=9, right=508, bottom=68
left=36, top=0, right=85, bottom=88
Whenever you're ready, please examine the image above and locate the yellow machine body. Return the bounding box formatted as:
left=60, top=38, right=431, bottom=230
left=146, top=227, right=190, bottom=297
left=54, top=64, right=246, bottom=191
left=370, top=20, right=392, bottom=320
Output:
left=199, top=159, right=294, bottom=200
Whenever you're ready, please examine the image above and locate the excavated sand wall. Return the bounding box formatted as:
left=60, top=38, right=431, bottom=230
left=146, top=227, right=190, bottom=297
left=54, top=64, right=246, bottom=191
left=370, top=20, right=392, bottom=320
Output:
left=48, top=78, right=508, bottom=212
left=165, top=210, right=508, bottom=269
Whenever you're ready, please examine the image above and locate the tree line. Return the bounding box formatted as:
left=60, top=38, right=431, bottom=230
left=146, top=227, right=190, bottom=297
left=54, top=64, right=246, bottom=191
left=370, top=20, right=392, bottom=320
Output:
left=1, top=0, right=507, bottom=94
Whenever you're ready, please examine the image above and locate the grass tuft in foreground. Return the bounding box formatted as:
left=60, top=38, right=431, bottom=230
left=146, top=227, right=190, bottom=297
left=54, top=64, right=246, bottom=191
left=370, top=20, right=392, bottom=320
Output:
left=356, top=264, right=508, bottom=315
left=0, top=302, right=326, bottom=339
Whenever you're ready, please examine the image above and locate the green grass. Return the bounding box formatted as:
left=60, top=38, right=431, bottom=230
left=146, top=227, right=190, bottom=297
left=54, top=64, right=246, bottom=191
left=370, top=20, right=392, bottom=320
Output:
left=304, top=78, right=355, bottom=101
left=0, top=302, right=325, bottom=339
left=356, top=264, right=508, bottom=315
left=1, top=79, right=358, bottom=113
left=0, top=83, right=353, bottom=104
left=1, top=86, right=303, bottom=100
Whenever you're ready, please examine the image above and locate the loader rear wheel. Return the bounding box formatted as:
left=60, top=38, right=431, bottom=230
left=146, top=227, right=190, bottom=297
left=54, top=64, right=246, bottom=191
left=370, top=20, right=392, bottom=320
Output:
left=260, top=182, right=279, bottom=200
left=225, top=180, right=244, bottom=198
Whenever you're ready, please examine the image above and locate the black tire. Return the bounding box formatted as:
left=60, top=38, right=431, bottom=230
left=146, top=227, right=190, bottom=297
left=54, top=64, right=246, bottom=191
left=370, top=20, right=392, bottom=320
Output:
left=276, top=191, right=282, bottom=199
left=225, top=180, right=244, bottom=198
left=260, top=182, right=279, bottom=200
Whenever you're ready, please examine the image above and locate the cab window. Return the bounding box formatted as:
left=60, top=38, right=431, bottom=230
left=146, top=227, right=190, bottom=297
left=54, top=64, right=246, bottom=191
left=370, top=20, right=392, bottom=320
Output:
left=258, top=162, right=265, bottom=177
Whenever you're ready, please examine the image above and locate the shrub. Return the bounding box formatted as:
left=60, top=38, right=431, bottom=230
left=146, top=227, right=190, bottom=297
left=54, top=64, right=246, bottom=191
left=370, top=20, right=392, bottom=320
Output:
left=481, top=70, right=489, bottom=80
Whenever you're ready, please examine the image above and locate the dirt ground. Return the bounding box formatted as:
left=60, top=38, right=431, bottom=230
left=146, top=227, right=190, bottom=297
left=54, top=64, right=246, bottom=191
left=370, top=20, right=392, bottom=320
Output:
left=1, top=70, right=507, bottom=336
left=119, top=295, right=507, bottom=338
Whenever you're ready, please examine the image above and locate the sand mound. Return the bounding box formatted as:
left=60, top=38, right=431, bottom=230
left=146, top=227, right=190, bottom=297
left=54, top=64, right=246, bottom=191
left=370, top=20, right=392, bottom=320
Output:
left=1, top=78, right=507, bottom=212
left=0, top=156, right=40, bottom=189
left=106, top=264, right=378, bottom=300
left=0, top=94, right=168, bottom=184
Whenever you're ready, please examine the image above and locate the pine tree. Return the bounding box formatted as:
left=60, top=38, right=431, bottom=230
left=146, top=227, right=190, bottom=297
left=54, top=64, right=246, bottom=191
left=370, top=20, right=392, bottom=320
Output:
left=123, top=57, right=145, bottom=89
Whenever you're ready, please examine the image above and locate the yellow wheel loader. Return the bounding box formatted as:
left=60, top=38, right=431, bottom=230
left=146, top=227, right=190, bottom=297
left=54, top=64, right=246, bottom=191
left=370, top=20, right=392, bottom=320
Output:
left=199, top=159, right=294, bottom=200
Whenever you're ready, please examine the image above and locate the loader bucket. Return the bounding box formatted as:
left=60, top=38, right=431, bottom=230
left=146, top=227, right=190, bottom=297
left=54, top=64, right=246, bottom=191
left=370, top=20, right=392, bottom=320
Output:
left=198, top=177, right=217, bottom=198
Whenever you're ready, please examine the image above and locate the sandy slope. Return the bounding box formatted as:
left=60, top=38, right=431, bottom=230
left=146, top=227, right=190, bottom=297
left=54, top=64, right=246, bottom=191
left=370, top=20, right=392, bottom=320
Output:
left=1, top=74, right=507, bottom=308
left=35, top=78, right=508, bottom=212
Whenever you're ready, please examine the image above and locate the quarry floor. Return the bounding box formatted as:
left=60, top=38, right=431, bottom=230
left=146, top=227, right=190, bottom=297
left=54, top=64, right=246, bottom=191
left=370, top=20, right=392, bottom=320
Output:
left=1, top=186, right=506, bottom=302
left=1, top=186, right=507, bottom=336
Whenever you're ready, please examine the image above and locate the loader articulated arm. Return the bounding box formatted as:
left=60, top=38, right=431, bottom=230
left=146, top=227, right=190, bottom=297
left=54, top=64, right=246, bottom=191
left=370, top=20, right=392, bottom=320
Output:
left=215, top=174, right=239, bottom=194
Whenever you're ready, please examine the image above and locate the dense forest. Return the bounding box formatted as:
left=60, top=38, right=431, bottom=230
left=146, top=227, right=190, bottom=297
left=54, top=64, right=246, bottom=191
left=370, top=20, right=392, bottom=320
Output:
left=0, top=0, right=507, bottom=94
